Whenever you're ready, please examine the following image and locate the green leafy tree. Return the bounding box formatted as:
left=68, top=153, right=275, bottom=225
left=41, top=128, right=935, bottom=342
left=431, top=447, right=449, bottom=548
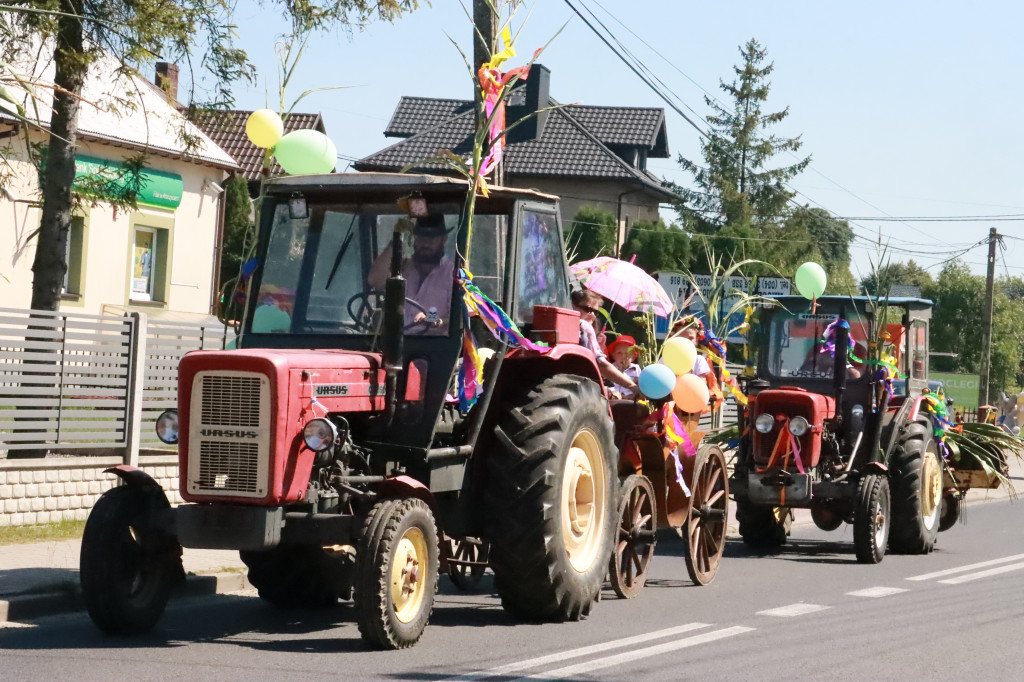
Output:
left=620, top=219, right=691, bottom=274
left=565, top=206, right=616, bottom=262
left=675, top=38, right=810, bottom=231
left=218, top=174, right=253, bottom=319
left=1, top=0, right=417, bottom=311
left=861, top=259, right=933, bottom=297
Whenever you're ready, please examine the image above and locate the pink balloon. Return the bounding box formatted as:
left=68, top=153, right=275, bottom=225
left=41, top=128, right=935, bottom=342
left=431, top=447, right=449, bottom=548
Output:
left=673, top=373, right=710, bottom=413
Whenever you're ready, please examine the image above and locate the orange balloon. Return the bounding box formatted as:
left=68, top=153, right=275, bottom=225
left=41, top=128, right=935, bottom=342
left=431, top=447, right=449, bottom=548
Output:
left=673, top=373, right=710, bottom=413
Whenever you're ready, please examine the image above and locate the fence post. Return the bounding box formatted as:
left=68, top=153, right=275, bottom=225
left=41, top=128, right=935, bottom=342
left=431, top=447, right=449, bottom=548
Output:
left=124, top=312, right=148, bottom=467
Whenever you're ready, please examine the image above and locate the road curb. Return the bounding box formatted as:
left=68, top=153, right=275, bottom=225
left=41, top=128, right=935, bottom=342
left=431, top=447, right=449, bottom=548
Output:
left=0, top=571, right=250, bottom=625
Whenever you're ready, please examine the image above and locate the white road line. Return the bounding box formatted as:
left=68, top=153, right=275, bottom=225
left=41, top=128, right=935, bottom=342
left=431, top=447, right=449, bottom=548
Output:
left=907, top=553, right=1024, bottom=581
left=757, top=603, right=831, bottom=617
left=938, top=561, right=1024, bottom=585
left=524, top=626, right=755, bottom=679
left=443, top=622, right=710, bottom=680
left=846, top=586, right=909, bottom=598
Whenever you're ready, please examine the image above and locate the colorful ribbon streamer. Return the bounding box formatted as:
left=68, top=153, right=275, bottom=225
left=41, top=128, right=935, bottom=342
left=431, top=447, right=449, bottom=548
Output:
left=456, top=269, right=549, bottom=411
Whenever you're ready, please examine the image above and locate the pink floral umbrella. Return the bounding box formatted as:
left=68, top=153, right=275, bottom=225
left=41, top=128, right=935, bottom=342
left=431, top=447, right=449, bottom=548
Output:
left=570, top=256, right=675, bottom=317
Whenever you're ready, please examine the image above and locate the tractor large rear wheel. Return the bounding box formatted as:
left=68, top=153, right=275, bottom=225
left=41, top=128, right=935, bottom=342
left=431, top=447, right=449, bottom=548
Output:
left=736, top=499, right=791, bottom=548
left=889, top=416, right=942, bottom=553
left=487, top=375, right=616, bottom=621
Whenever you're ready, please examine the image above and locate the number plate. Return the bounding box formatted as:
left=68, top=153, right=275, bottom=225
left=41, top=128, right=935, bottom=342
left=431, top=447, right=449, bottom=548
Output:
left=748, top=472, right=812, bottom=506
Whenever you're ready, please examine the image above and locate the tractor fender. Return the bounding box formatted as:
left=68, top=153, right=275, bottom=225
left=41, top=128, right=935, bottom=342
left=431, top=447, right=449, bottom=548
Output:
left=906, top=396, right=926, bottom=422
left=103, top=465, right=172, bottom=510
left=504, top=344, right=605, bottom=395
left=863, top=461, right=889, bottom=475
left=375, top=475, right=435, bottom=510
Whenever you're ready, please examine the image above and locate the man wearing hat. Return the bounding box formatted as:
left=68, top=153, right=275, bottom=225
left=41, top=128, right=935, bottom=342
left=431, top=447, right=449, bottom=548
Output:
left=368, top=214, right=455, bottom=334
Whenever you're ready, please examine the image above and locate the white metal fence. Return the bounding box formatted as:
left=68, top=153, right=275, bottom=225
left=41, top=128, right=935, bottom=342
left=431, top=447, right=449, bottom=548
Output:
left=0, top=307, right=233, bottom=461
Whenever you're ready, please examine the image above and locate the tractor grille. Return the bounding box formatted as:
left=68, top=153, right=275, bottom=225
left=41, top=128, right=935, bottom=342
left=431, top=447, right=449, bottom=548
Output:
left=188, top=371, right=270, bottom=498
left=200, top=375, right=262, bottom=426
left=196, top=441, right=260, bottom=493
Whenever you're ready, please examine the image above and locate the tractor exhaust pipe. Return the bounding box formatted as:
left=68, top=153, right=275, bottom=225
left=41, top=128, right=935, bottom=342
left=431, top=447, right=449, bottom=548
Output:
left=833, top=307, right=849, bottom=418
left=381, top=231, right=406, bottom=424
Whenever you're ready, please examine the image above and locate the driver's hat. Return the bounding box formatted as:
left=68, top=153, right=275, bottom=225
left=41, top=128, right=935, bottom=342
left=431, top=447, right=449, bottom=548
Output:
left=413, top=214, right=448, bottom=237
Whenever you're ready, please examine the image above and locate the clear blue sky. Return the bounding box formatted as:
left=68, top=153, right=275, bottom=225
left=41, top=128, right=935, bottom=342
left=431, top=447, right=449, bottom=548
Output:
left=219, top=0, right=1024, bottom=282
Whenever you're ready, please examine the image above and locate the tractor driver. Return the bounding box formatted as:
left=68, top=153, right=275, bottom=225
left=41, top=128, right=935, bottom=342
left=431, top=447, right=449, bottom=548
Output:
left=368, top=214, right=455, bottom=333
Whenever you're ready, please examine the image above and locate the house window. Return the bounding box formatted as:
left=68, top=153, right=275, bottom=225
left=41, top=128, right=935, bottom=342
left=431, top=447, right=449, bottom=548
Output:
left=130, top=225, right=169, bottom=302
left=62, top=216, right=85, bottom=297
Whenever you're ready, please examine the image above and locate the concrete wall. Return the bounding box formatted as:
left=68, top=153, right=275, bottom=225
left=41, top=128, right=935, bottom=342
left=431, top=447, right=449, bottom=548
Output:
left=0, top=456, right=182, bottom=527
left=0, top=132, right=226, bottom=317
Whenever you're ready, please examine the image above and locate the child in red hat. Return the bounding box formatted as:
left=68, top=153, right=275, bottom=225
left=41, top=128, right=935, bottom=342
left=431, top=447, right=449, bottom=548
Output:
left=606, top=334, right=641, bottom=399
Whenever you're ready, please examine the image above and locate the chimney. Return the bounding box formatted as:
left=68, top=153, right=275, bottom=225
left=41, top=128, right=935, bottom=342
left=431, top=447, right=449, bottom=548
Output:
left=155, top=62, right=179, bottom=102
left=506, top=63, right=550, bottom=144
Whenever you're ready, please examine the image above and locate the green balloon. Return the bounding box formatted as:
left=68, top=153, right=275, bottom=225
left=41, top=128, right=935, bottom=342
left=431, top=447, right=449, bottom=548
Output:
left=795, top=262, right=828, bottom=299
left=273, top=129, right=337, bottom=175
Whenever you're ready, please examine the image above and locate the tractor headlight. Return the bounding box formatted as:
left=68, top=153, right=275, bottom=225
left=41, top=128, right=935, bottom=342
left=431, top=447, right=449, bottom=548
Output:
left=155, top=410, right=178, bottom=444
left=303, top=418, right=338, bottom=452
left=755, top=413, right=775, bottom=434
left=851, top=404, right=864, bottom=419
left=788, top=416, right=810, bottom=437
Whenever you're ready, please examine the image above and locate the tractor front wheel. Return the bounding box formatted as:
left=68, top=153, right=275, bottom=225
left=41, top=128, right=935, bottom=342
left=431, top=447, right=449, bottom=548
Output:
left=80, top=486, right=181, bottom=634
left=354, top=498, right=439, bottom=650
left=487, top=375, right=616, bottom=621
left=889, top=416, right=942, bottom=553
left=854, top=474, right=890, bottom=564
left=939, top=492, right=961, bottom=532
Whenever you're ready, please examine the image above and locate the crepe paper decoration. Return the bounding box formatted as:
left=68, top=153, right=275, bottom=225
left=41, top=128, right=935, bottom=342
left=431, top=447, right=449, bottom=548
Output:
left=456, top=269, right=549, bottom=412
left=245, top=109, right=283, bottom=148
left=474, top=27, right=540, bottom=197
left=232, top=257, right=261, bottom=306
left=756, top=415, right=806, bottom=480
left=920, top=394, right=960, bottom=449
left=703, top=351, right=749, bottom=406
left=457, top=310, right=486, bottom=413
left=820, top=319, right=855, bottom=364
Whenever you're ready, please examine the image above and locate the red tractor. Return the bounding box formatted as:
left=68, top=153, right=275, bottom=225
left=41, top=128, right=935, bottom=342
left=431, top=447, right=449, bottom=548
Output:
left=79, top=173, right=623, bottom=648
left=731, top=295, right=956, bottom=563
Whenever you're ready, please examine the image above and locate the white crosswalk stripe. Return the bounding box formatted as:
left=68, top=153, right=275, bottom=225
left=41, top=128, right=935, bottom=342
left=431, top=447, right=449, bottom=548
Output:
left=846, top=586, right=909, bottom=598
left=524, top=626, right=755, bottom=679
left=442, top=622, right=710, bottom=681
left=757, top=603, right=831, bottom=617
left=938, top=561, right=1024, bottom=585
left=907, top=553, right=1024, bottom=581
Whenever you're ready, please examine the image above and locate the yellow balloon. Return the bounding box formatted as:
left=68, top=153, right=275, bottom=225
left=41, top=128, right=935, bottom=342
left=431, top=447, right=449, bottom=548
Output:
left=661, top=337, right=697, bottom=375
left=245, top=109, right=284, bottom=149
left=673, top=373, right=710, bottom=413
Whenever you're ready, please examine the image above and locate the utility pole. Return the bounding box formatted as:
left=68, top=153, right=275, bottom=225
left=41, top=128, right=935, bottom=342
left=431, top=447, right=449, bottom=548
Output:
left=473, top=1, right=503, bottom=186
left=978, top=226, right=998, bottom=410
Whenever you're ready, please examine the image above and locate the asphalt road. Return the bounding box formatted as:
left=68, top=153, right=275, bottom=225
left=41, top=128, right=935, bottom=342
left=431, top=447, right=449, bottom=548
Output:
left=1, top=499, right=1022, bottom=681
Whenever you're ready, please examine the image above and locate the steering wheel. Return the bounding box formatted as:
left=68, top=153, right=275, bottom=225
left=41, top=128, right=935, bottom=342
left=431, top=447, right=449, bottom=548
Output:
left=346, top=291, right=435, bottom=333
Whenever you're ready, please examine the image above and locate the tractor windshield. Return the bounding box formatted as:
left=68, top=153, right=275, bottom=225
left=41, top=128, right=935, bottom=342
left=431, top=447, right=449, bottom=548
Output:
left=248, top=202, right=505, bottom=337
left=766, top=309, right=872, bottom=380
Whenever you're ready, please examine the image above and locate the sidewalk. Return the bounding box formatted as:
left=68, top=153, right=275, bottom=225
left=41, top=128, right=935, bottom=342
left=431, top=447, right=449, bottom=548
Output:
left=0, top=540, right=248, bottom=623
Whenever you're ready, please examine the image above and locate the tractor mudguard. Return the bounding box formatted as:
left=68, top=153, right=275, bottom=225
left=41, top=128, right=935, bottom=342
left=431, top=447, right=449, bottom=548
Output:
left=863, top=461, right=889, bottom=475
left=376, top=475, right=435, bottom=510
left=103, top=465, right=172, bottom=510
left=504, top=344, right=605, bottom=396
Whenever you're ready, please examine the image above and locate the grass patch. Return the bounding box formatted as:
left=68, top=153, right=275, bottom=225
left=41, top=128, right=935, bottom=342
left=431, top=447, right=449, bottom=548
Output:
left=0, top=519, right=86, bottom=545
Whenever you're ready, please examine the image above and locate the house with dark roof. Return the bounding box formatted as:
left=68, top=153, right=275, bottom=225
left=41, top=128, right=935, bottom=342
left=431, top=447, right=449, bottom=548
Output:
left=191, top=110, right=328, bottom=195
left=354, top=66, right=677, bottom=243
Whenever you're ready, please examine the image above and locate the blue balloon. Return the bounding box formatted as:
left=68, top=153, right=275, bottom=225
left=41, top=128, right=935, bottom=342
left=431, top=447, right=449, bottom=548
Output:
left=638, top=364, right=676, bottom=400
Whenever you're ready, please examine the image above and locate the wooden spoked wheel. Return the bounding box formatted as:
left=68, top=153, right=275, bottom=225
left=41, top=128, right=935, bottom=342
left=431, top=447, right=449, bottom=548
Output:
left=684, top=445, right=729, bottom=586
left=446, top=537, right=488, bottom=591
left=608, top=474, right=657, bottom=599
